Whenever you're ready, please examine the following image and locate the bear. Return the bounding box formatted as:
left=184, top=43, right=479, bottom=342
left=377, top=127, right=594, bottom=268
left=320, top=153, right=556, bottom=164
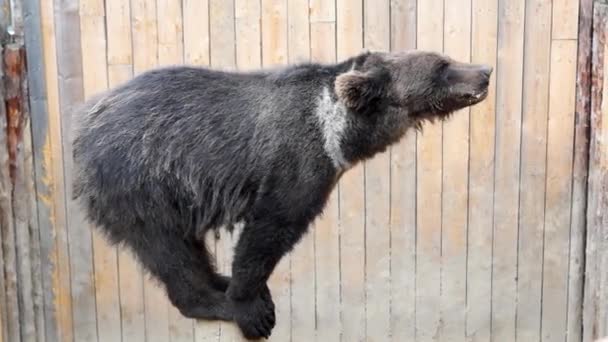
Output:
left=71, top=50, right=492, bottom=340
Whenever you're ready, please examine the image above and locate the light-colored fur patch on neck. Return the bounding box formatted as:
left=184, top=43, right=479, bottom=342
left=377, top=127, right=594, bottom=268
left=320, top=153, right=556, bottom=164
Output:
left=315, top=87, right=350, bottom=170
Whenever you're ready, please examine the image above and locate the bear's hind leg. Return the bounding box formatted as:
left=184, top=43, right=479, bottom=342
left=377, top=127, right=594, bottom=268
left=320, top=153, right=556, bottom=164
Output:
left=123, top=224, right=234, bottom=321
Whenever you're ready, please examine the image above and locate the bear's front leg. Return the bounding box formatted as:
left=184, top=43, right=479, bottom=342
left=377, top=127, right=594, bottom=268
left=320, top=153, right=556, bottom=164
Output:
left=227, top=218, right=307, bottom=340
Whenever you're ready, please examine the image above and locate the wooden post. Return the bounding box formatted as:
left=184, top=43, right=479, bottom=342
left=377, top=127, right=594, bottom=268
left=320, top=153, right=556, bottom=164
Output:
left=584, top=3, right=608, bottom=340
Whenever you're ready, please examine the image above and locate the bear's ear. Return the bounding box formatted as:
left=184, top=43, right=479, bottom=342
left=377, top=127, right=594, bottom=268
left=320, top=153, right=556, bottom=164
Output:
left=335, top=68, right=388, bottom=113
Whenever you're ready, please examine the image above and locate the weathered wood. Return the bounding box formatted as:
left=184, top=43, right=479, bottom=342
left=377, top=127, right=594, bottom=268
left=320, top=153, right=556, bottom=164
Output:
left=388, top=1, right=417, bottom=340
left=542, top=38, right=578, bottom=342
left=6, top=43, right=37, bottom=342
left=21, top=78, right=44, bottom=342
left=39, top=0, right=74, bottom=340
left=54, top=0, right=100, bottom=340
left=22, top=4, right=49, bottom=340
left=491, top=0, right=525, bottom=339
left=584, top=4, right=608, bottom=340
left=466, top=1, right=498, bottom=340
left=415, top=0, right=443, bottom=340
left=441, top=0, right=471, bottom=339
left=336, top=1, right=365, bottom=341
left=516, top=0, right=551, bottom=340
left=569, top=0, right=593, bottom=340
left=0, top=43, right=20, bottom=342
left=362, top=1, right=392, bottom=341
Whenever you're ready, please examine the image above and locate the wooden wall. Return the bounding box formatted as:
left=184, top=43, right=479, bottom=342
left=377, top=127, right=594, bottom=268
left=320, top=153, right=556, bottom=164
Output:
left=4, top=0, right=593, bottom=341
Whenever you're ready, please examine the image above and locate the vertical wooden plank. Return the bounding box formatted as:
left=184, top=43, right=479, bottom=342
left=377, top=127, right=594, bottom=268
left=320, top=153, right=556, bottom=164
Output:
left=55, top=0, right=99, bottom=340
left=309, top=1, right=340, bottom=340
left=157, top=0, right=183, bottom=67
left=235, top=0, right=261, bottom=70
left=389, top=2, right=417, bottom=341
left=515, top=0, right=551, bottom=340
left=80, top=1, right=124, bottom=341
left=362, top=1, right=391, bottom=341
left=22, top=0, right=52, bottom=339
left=105, top=0, right=147, bottom=340
left=441, top=0, right=471, bottom=339
left=552, top=0, right=579, bottom=40
left=183, top=0, right=210, bottom=66
left=130, top=0, right=171, bottom=341
left=541, top=39, right=578, bottom=342
left=262, top=0, right=288, bottom=67
left=23, top=99, right=47, bottom=342
left=210, top=0, right=236, bottom=70
left=336, top=1, right=365, bottom=341
left=286, top=1, right=314, bottom=340
left=584, top=6, right=608, bottom=339
left=415, top=0, right=443, bottom=340
left=0, top=88, right=11, bottom=342
left=40, top=0, right=74, bottom=340
left=568, top=1, right=593, bottom=340
left=0, top=45, right=20, bottom=342
left=22, top=4, right=53, bottom=342
left=491, top=0, right=525, bottom=339
left=6, top=43, right=38, bottom=342
left=467, top=0, right=497, bottom=340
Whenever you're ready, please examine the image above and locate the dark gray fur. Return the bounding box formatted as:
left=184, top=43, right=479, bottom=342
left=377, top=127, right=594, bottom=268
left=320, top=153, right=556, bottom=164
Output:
left=72, top=50, right=491, bottom=339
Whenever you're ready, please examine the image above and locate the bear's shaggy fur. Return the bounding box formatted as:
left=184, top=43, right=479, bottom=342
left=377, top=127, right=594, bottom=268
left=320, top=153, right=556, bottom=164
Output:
left=72, top=50, right=491, bottom=339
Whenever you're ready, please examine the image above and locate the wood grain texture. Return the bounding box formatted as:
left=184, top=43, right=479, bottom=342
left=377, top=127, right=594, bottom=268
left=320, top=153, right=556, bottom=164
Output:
left=584, top=5, right=608, bottom=340
left=39, top=0, right=74, bottom=340
left=0, top=44, right=20, bottom=342
left=467, top=0, right=497, bottom=340
left=541, top=38, right=578, bottom=342
left=515, top=0, right=551, bottom=340
left=569, top=1, right=593, bottom=341
left=441, top=0, right=471, bottom=339
left=6, top=43, right=38, bottom=342
left=55, top=0, right=98, bottom=340
left=23, top=2, right=52, bottom=340
left=415, top=0, right=443, bottom=340
left=388, top=2, right=417, bottom=340
left=491, top=0, right=525, bottom=339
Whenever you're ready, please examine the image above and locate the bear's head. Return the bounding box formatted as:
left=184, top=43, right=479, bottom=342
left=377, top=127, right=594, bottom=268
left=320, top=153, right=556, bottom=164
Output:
left=335, top=50, right=492, bottom=123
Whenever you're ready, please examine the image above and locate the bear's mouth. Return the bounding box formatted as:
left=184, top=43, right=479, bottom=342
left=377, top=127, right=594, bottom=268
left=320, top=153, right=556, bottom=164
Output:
left=462, top=88, right=489, bottom=104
